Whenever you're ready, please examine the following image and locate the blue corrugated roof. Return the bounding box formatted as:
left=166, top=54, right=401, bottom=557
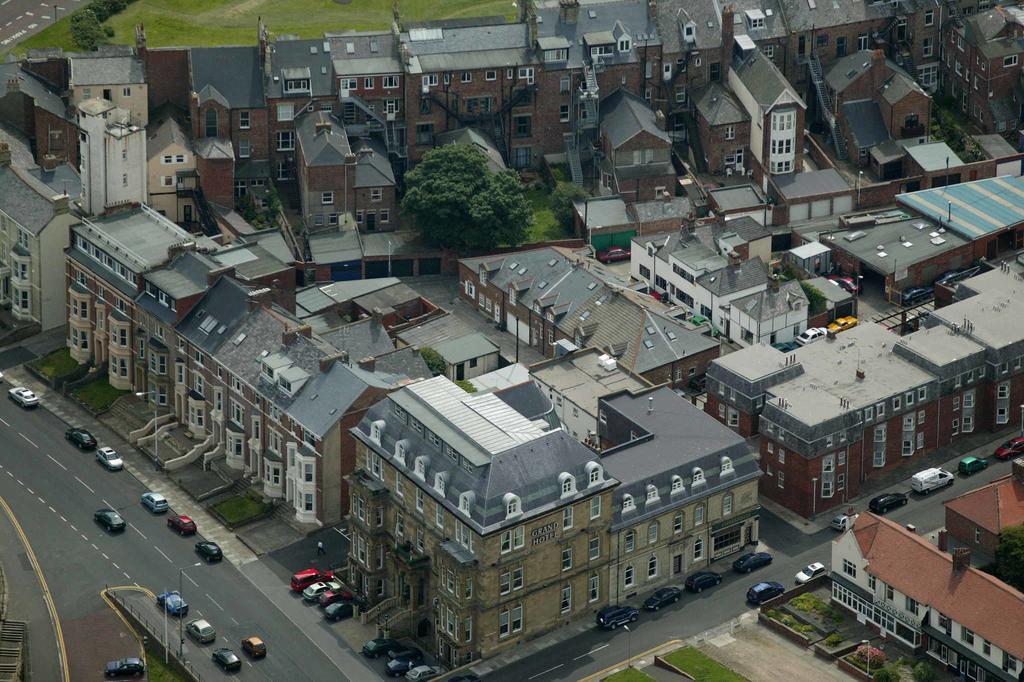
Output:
left=896, top=176, right=1024, bottom=239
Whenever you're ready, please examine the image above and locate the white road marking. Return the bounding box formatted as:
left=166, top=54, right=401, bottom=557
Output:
left=48, top=506, right=56, bottom=513
left=193, top=562, right=202, bottom=567
left=46, top=454, right=67, bottom=470
left=246, top=661, right=253, bottom=668
left=102, top=498, right=114, bottom=509
left=529, top=664, right=563, bottom=679
left=128, top=522, right=147, bottom=539
left=69, top=524, right=77, bottom=532
left=91, top=544, right=98, bottom=550
left=24, top=10, right=32, bottom=15
left=15, top=479, right=22, bottom=485
left=182, top=572, right=198, bottom=588
left=27, top=486, right=35, bottom=494
left=0, top=417, right=9, bottom=425
left=4, top=471, right=11, bottom=477
left=59, top=515, right=66, bottom=523
left=101, top=553, right=109, bottom=560
left=574, top=644, right=609, bottom=660
left=231, top=617, right=239, bottom=626
left=196, top=609, right=204, bottom=618
left=74, top=476, right=94, bottom=493
left=80, top=533, right=87, bottom=541
left=123, top=571, right=130, bottom=580
left=112, top=563, right=120, bottom=570
left=19, top=433, right=37, bottom=448
left=206, top=594, right=224, bottom=611
left=36, top=496, right=44, bottom=504
left=154, top=546, right=173, bottom=563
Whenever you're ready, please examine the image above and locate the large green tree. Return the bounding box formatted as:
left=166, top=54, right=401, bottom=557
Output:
left=550, top=182, right=589, bottom=231
left=401, top=144, right=531, bottom=250
left=996, top=524, right=1024, bottom=591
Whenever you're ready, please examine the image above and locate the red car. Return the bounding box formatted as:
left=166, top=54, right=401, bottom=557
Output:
left=167, top=515, right=197, bottom=535
left=291, top=568, right=333, bottom=592
left=827, top=275, right=861, bottom=294
left=994, top=436, right=1024, bottom=460
left=596, top=247, right=631, bottom=264
left=318, top=588, right=354, bottom=608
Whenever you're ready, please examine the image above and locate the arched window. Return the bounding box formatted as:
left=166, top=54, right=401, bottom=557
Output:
left=622, top=494, right=635, bottom=512
left=647, top=522, right=658, bottom=544
left=394, top=439, right=408, bottom=466
left=459, top=491, right=475, bottom=516
left=369, top=419, right=385, bottom=445
left=647, top=555, right=658, bottom=579
left=670, top=475, right=684, bottom=495
left=625, top=530, right=636, bottom=552
left=645, top=483, right=659, bottom=504
left=434, top=472, right=447, bottom=496
left=585, top=461, right=604, bottom=487
left=413, top=455, right=427, bottom=480
left=558, top=472, right=577, bottom=497
left=504, top=493, right=522, bottom=518
left=692, top=467, right=706, bottom=486
left=720, top=456, right=734, bottom=475
left=204, top=108, right=218, bottom=137
left=723, top=493, right=733, bottom=516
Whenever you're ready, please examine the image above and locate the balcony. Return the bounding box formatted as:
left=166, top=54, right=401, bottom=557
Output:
left=393, top=542, right=429, bottom=570
left=900, top=123, right=926, bottom=138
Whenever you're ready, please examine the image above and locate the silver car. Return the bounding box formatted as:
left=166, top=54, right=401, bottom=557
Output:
left=8, top=387, right=39, bottom=408
left=96, top=447, right=123, bottom=471
left=141, top=492, right=169, bottom=513
left=185, top=618, right=216, bottom=644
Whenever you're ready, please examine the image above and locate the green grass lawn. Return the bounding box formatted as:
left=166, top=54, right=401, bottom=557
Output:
left=604, top=669, right=656, bottom=682
left=663, top=647, right=749, bottom=682
left=525, top=188, right=570, bottom=243
left=31, top=348, right=78, bottom=380
left=72, top=379, right=129, bottom=412
left=145, top=651, right=187, bottom=682
left=212, top=494, right=272, bottom=526
left=18, top=0, right=518, bottom=52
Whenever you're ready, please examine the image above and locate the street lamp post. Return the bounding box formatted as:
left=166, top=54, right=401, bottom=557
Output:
left=862, top=640, right=871, bottom=677
left=624, top=624, right=632, bottom=669
left=178, top=569, right=184, bottom=659
left=811, top=477, right=818, bottom=518
left=136, top=391, right=158, bottom=465
left=856, top=170, right=864, bottom=207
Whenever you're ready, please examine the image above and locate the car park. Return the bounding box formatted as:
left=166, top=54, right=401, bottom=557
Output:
left=185, top=619, right=216, bottom=644
left=291, top=568, right=333, bottom=592
left=406, top=665, right=446, bottom=681
left=910, top=467, right=954, bottom=494
left=212, top=648, right=242, bottom=672
left=303, top=580, right=342, bottom=602
left=195, top=541, right=222, bottom=562
left=65, top=427, right=97, bottom=450
left=595, top=605, right=638, bottom=629
left=643, top=586, right=682, bottom=610
left=795, top=562, right=826, bottom=584
left=771, top=341, right=800, bottom=353
left=241, top=636, right=267, bottom=658
left=105, top=657, right=145, bottom=677
left=830, top=513, right=856, bottom=532
left=994, top=436, right=1024, bottom=460
left=826, top=316, right=858, bottom=333
left=8, top=387, right=39, bottom=408
left=957, top=456, right=988, bottom=476
left=94, top=508, right=126, bottom=532
left=140, top=492, right=169, bottom=513
left=156, top=591, right=189, bottom=617
left=900, top=286, right=933, bottom=306
left=795, top=327, right=827, bottom=345
left=167, top=514, right=197, bottom=535
left=95, top=447, right=123, bottom=470
left=684, top=570, right=722, bottom=593
left=732, top=551, right=773, bottom=573
left=386, top=649, right=425, bottom=677
left=868, top=492, right=908, bottom=514
left=324, top=602, right=354, bottom=621
left=746, top=581, right=785, bottom=605
left=596, top=246, right=630, bottom=263
left=827, top=275, right=861, bottom=294
left=362, top=637, right=401, bottom=658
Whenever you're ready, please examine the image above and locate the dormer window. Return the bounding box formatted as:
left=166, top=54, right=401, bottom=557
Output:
left=645, top=483, right=659, bottom=504
left=504, top=493, right=522, bottom=518
left=459, top=491, right=475, bottom=516
left=670, top=475, right=684, bottom=495
left=394, top=439, right=408, bottom=466
left=559, top=472, right=577, bottom=498
left=478, top=265, right=488, bottom=287
left=585, top=461, right=604, bottom=486
left=622, top=494, right=635, bottom=512
left=434, top=472, right=447, bottom=497
left=692, top=467, right=706, bottom=486
left=284, top=78, right=310, bottom=93
left=413, top=455, right=428, bottom=481
left=720, top=456, right=734, bottom=475
left=684, top=23, right=696, bottom=40
left=618, top=37, right=631, bottom=52
left=745, top=9, right=766, bottom=29
left=590, top=44, right=614, bottom=58
left=369, top=419, right=385, bottom=445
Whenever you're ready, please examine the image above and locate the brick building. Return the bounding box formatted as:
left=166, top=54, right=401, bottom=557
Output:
left=597, top=89, right=675, bottom=202
left=693, top=82, right=751, bottom=175
left=944, top=458, right=1024, bottom=564
left=0, top=63, right=78, bottom=168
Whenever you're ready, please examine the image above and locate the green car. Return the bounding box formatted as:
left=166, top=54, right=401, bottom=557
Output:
left=958, top=456, right=988, bottom=476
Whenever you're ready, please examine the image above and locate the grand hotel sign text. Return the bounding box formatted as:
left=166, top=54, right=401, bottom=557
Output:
left=531, top=522, right=558, bottom=546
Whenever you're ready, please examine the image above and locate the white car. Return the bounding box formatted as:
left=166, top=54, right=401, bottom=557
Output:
left=406, top=665, right=445, bottom=681
left=830, top=513, right=856, bottom=532
left=795, top=562, right=827, bottom=584
left=8, top=387, right=39, bottom=408
left=96, top=447, right=124, bottom=471
left=795, top=327, right=827, bottom=345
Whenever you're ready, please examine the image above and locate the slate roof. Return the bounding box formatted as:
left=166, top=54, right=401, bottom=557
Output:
left=826, top=51, right=890, bottom=93
left=842, top=99, right=889, bottom=149
left=395, top=313, right=478, bottom=350
left=352, top=137, right=395, bottom=187
left=69, top=55, right=144, bottom=86
left=400, top=23, right=533, bottom=73
left=307, top=229, right=362, bottom=264
left=211, top=243, right=289, bottom=281
left=285, top=361, right=395, bottom=439
left=175, top=276, right=254, bottom=354
left=143, top=251, right=218, bottom=299
left=319, top=317, right=395, bottom=360
left=600, top=89, right=670, bottom=148
left=693, top=83, right=749, bottom=126
left=296, top=111, right=351, bottom=167
left=434, top=333, right=498, bottom=366
left=493, top=381, right=555, bottom=424
left=370, top=346, right=431, bottom=380
left=195, top=137, right=233, bottom=160
left=537, top=0, right=660, bottom=70
left=265, top=38, right=335, bottom=99
left=778, top=0, right=895, bottom=32
left=0, top=63, right=70, bottom=120
left=730, top=280, right=807, bottom=322
left=435, top=127, right=506, bottom=173
left=657, top=0, right=720, bottom=53
left=328, top=31, right=403, bottom=76
left=772, top=169, right=850, bottom=201
left=732, top=48, right=804, bottom=109
left=962, top=6, right=1024, bottom=59
left=26, top=163, right=80, bottom=199
left=0, top=164, right=64, bottom=235
left=147, top=114, right=192, bottom=160
left=697, top=256, right=769, bottom=296
left=190, top=46, right=265, bottom=109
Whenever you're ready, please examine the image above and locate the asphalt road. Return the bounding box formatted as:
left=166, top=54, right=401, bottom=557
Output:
left=487, top=449, right=1019, bottom=682
left=0, top=0, right=80, bottom=49
left=0, top=393, right=352, bottom=680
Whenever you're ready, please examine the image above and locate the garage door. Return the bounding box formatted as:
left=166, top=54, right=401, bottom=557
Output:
left=418, top=258, right=441, bottom=275
left=832, top=195, right=853, bottom=214
left=611, top=230, right=636, bottom=248
left=507, top=313, right=530, bottom=343
left=810, top=199, right=832, bottom=218
left=790, top=202, right=810, bottom=222
left=591, top=233, right=614, bottom=251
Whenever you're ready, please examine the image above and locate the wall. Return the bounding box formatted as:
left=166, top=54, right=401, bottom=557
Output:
left=144, top=48, right=191, bottom=111
left=944, top=506, right=999, bottom=559
left=71, top=83, right=149, bottom=127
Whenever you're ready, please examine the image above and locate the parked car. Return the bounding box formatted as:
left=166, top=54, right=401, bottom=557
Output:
left=94, top=508, right=126, bottom=532
left=386, top=649, right=425, bottom=677
left=95, top=447, right=123, bottom=471
left=827, top=275, right=861, bottom=294
left=732, top=552, right=773, bottom=574
left=795, top=562, right=827, bottom=584
left=362, top=637, right=401, bottom=658
left=795, top=327, right=827, bottom=345
left=449, top=676, right=482, bottom=682
left=324, top=602, right=354, bottom=622
left=140, top=492, right=169, bottom=513
left=303, top=580, right=342, bottom=603
left=643, top=586, right=682, bottom=611
left=195, top=541, right=222, bottom=562
left=957, top=456, right=988, bottom=476
left=830, top=514, right=857, bottom=532
left=291, top=568, right=333, bottom=592
left=185, top=619, right=216, bottom=644
left=104, top=657, right=145, bottom=677
left=167, top=514, right=197, bottom=535
left=388, top=646, right=423, bottom=661
left=994, top=436, right=1024, bottom=460
left=319, top=589, right=354, bottom=608
left=241, top=636, right=267, bottom=659
left=746, top=581, right=786, bottom=605
left=868, top=492, right=908, bottom=514
left=156, top=591, right=189, bottom=617
left=212, top=648, right=242, bottom=672
left=595, top=605, right=638, bottom=629
left=406, top=665, right=446, bottom=681
left=596, top=246, right=631, bottom=264
left=826, top=316, right=858, bottom=333
left=771, top=341, right=800, bottom=353
left=684, top=571, right=722, bottom=593
left=900, top=286, right=933, bottom=306
left=910, top=467, right=954, bottom=494
left=8, top=387, right=39, bottom=408
left=65, top=427, right=97, bottom=450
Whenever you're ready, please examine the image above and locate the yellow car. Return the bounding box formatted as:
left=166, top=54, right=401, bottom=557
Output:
left=827, top=316, right=858, bottom=333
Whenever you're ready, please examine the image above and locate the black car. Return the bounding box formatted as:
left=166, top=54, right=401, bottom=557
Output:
left=385, top=649, right=425, bottom=677
left=595, top=605, right=638, bottom=629
left=66, top=427, right=97, bottom=450
left=324, top=602, right=354, bottom=622
left=105, top=657, right=145, bottom=677
left=450, top=676, right=482, bottom=682
left=732, top=552, right=773, bottom=574
left=869, top=492, right=908, bottom=514
left=362, top=637, right=400, bottom=658
left=212, top=648, right=242, bottom=672
left=387, top=646, right=423, bottom=661
left=900, top=286, right=933, bottom=306
left=195, top=541, right=222, bottom=562
left=746, top=581, right=786, bottom=605
left=684, top=570, right=723, bottom=593
left=94, top=508, right=126, bottom=532
left=643, top=586, right=682, bottom=611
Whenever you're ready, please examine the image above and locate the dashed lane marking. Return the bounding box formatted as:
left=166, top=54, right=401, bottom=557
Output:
left=91, top=544, right=98, bottom=550
left=128, top=522, right=146, bottom=539
left=101, top=553, right=109, bottom=560
left=206, top=594, right=224, bottom=611
left=59, top=515, right=66, bottom=523
left=19, top=433, right=38, bottom=448
left=0, top=417, right=9, bottom=426
left=182, top=572, right=198, bottom=588
left=123, top=572, right=130, bottom=580
left=80, top=533, right=87, bottom=541
left=529, top=664, right=563, bottom=679
left=154, top=546, right=173, bottom=563
left=46, top=455, right=67, bottom=471
left=112, top=563, right=120, bottom=570
left=69, top=525, right=77, bottom=532
left=48, top=506, right=56, bottom=514
left=74, top=476, right=94, bottom=493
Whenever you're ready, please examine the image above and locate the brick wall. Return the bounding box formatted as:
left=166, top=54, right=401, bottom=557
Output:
left=33, top=107, right=78, bottom=167
left=704, top=394, right=760, bottom=437
left=196, top=155, right=235, bottom=207
left=698, top=112, right=751, bottom=175
left=145, top=48, right=191, bottom=111
left=640, top=343, right=721, bottom=389
left=237, top=108, right=269, bottom=162
left=945, top=506, right=1000, bottom=557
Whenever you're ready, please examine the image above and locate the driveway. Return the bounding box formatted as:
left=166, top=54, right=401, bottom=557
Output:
left=694, top=623, right=848, bottom=681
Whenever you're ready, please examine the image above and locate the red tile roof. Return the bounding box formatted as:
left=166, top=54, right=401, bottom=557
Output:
left=852, top=512, right=1024, bottom=658
left=944, top=472, right=1024, bottom=535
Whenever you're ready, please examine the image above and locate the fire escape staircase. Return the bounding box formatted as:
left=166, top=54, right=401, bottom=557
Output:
left=579, top=63, right=600, bottom=129
left=946, top=0, right=964, bottom=27
left=809, top=54, right=847, bottom=161
left=565, top=136, right=583, bottom=186
left=340, top=91, right=404, bottom=158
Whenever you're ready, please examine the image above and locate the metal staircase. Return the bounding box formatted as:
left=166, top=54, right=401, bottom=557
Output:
left=579, top=63, right=600, bottom=129
left=946, top=0, right=964, bottom=27
left=809, top=54, right=847, bottom=161
left=875, top=15, right=899, bottom=41
left=565, top=136, right=583, bottom=186
left=340, top=92, right=404, bottom=158
left=898, top=46, right=918, bottom=82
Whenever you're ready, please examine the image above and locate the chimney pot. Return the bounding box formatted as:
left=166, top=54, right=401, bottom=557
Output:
left=952, top=547, right=971, bottom=572
left=855, top=368, right=865, bottom=380
left=358, top=356, right=376, bottom=372
left=647, top=395, right=654, bottom=414
left=938, top=529, right=948, bottom=551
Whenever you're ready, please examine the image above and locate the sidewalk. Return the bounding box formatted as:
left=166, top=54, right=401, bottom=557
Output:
left=763, top=425, right=1023, bottom=534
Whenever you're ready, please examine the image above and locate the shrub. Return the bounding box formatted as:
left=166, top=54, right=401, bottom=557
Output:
left=454, top=379, right=477, bottom=393
left=912, top=662, right=936, bottom=682
left=823, top=633, right=845, bottom=648
left=419, top=347, right=445, bottom=376
left=850, top=645, right=887, bottom=670
left=872, top=667, right=899, bottom=682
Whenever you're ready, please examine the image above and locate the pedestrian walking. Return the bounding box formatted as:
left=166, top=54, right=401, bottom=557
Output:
left=317, top=540, right=325, bottom=556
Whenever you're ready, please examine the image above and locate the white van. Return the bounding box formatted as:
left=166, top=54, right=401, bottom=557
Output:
left=910, top=468, right=954, bottom=494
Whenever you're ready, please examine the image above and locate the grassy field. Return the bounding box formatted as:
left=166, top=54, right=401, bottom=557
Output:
left=18, top=0, right=517, bottom=52
left=663, top=647, right=749, bottom=682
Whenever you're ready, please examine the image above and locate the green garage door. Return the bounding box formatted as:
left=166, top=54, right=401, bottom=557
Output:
left=590, top=230, right=636, bottom=251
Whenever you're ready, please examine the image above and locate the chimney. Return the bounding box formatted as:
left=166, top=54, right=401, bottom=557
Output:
left=952, top=547, right=971, bottom=572
left=134, top=22, right=147, bottom=60
left=655, top=110, right=667, bottom=131
left=559, top=0, right=579, bottom=25
left=1013, top=457, right=1024, bottom=484
left=728, top=251, right=741, bottom=269
left=661, top=189, right=671, bottom=202
left=937, top=530, right=948, bottom=552
left=528, top=6, right=538, bottom=47
left=258, top=17, right=271, bottom=79
left=51, top=194, right=69, bottom=215
left=42, top=154, right=58, bottom=171
left=855, top=368, right=865, bottom=381
left=358, top=356, right=376, bottom=372
left=282, top=328, right=297, bottom=345
left=315, top=114, right=333, bottom=135
left=721, top=4, right=736, bottom=68
left=5, top=77, right=18, bottom=93
left=648, top=0, right=658, bottom=21
left=647, top=395, right=654, bottom=414
left=371, top=306, right=385, bottom=323
left=768, top=274, right=780, bottom=292
left=0, top=140, right=10, bottom=167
